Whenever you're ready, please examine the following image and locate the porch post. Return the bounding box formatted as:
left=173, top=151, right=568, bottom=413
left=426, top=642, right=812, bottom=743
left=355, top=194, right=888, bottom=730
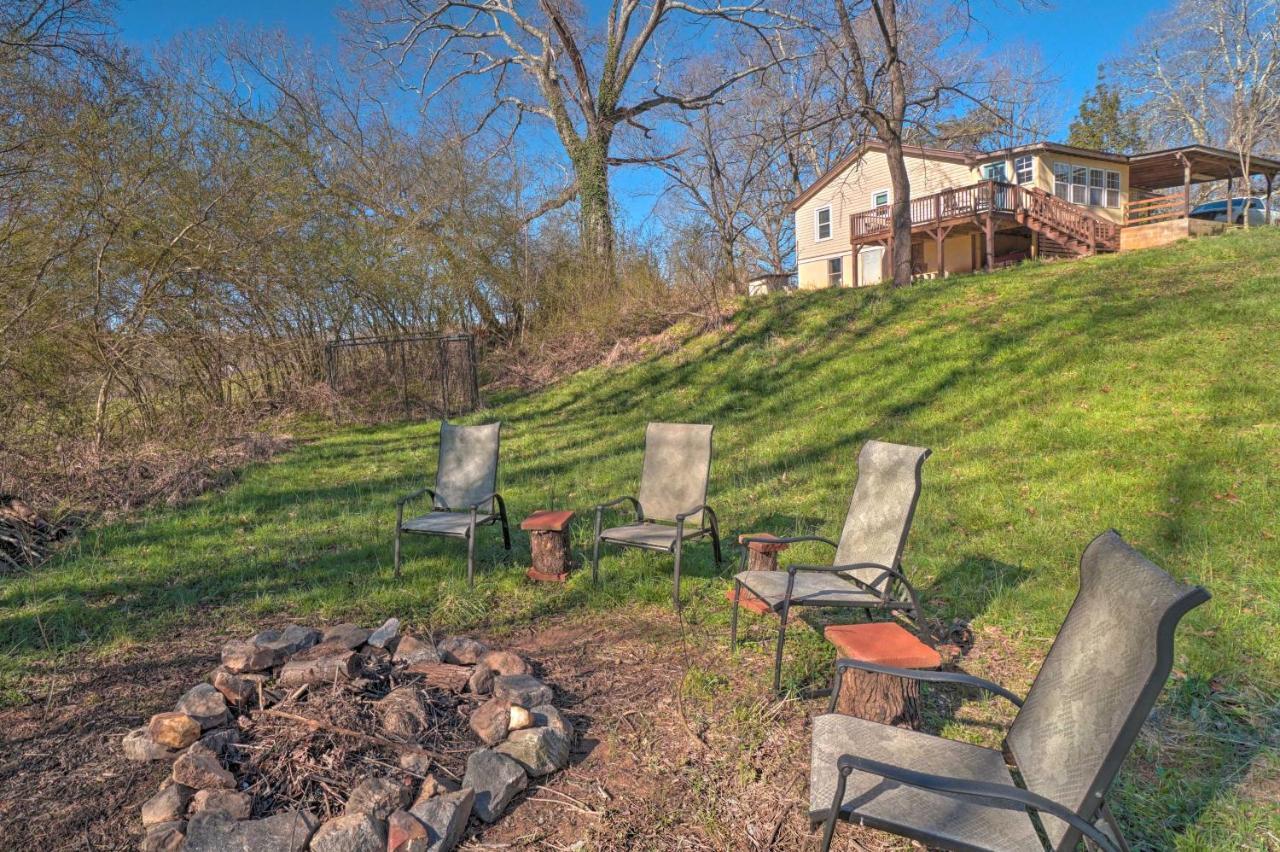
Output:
left=935, top=230, right=945, bottom=278
left=1182, top=156, right=1192, bottom=217
left=852, top=247, right=860, bottom=288
left=1226, top=175, right=1234, bottom=225
left=1266, top=173, right=1274, bottom=225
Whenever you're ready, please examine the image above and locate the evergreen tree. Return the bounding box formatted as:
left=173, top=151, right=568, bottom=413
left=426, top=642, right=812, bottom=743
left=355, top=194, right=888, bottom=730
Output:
left=1068, top=73, right=1145, bottom=153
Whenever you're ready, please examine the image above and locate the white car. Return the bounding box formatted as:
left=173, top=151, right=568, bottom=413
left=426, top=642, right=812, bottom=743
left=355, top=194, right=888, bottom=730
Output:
left=1189, top=197, right=1277, bottom=226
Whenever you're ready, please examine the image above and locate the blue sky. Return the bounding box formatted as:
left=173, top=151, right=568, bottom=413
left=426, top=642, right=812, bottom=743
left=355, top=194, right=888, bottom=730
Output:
left=114, top=0, right=1170, bottom=233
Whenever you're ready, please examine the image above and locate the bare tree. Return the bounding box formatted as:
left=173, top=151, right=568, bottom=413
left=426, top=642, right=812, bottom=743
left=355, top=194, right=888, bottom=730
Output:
left=1115, top=0, right=1280, bottom=219
left=353, top=0, right=787, bottom=274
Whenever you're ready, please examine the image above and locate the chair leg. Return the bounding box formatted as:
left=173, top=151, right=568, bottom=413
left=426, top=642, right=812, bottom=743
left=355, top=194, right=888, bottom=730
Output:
left=394, top=525, right=402, bottom=579
left=466, top=527, right=477, bottom=589
left=773, top=599, right=791, bottom=694
left=711, top=525, right=723, bottom=566
left=672, top=541, right=683, bottom=612
left=729, top=579, right=742, bottom=651
left=1096, top=803, right=1131, bottom=852
left=591, top=511, right=603, bottom=584
left=820, top=765, right=852, bottom=852
left=394, top=502, right=404, bottom=578
left=500, top=510, right=511, bottom=552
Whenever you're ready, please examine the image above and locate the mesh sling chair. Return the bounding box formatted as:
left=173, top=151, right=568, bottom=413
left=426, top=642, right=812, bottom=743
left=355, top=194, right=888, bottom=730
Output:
left=730, top=440, right=932, bottom=693
left=591, top=422, right=723, bottom=610
left=394, top=421, right=510, bottom=588
left=811, top=530, right=1210, bottom=852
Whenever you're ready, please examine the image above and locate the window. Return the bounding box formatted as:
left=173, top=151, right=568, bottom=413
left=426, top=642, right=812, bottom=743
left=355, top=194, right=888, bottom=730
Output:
left=872, top=190, right=889, bottom=207
left=1088, top=168, right=1106, bottom=207
left=815, top=206, right=832, bottom=241
left=1014, top=155, right=1033, bottom=184
left=1053, top=162, right=1071, bottom=199
left=827, top=257, right=843, bottom=287
left=1053, top=162, right=1121, bottom=208
left=1071, top=166, right=1087, bottom=204
left=982, top=162, right=1007, bottom=181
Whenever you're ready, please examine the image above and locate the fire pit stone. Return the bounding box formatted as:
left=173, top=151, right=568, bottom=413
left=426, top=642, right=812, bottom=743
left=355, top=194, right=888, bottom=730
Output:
left=124, top=621, right=570, bottom=852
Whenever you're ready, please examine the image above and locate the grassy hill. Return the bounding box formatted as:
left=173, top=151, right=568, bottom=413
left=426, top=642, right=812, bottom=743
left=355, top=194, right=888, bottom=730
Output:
left=4, top=230, right=1279, bottom=847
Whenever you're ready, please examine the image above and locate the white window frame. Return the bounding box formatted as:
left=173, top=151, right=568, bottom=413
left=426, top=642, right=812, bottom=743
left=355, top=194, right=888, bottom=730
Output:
left=814, top=205, right=832, bottom=241
left=827, top=256, right=843, bottom=287
left=1014, top=155, right=1034, bottom=185
left=871, top=189, right=890, bottom=208
left=1053, top=162, right=1122, bottom=208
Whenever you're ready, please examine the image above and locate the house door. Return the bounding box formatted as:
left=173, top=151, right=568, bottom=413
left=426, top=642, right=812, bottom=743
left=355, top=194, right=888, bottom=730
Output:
left=859, top=246, right=884, bottom=286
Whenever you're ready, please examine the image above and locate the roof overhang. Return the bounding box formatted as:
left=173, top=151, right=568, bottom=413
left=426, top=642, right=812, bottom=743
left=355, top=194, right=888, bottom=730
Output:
left=1128, top=145, right=1280, bottom=190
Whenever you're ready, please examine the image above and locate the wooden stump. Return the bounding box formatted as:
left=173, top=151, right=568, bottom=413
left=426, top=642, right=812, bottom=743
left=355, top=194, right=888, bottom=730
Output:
left=530, top=529, right=572, bottom=575
left=744, top=546, right=780, bottom=572
left=835, top=667, right=923, bottom=728
left=824, top=622, right=942, bottom=732
left=521, top=509, right=575, bottom=582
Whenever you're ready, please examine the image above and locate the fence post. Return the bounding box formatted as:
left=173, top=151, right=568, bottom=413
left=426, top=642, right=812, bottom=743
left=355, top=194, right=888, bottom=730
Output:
left=438, top=336, right=450, bottom=419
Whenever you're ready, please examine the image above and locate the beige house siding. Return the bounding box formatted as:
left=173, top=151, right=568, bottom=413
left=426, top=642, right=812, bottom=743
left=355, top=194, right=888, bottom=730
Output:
left=1032, top=154, right=1130, bottom=225
left=794, top=149, right=972, bottom=288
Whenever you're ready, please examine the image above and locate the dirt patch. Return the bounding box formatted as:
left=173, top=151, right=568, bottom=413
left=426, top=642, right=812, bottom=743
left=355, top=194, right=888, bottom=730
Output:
left=0, top=609, right=1031, bottom=851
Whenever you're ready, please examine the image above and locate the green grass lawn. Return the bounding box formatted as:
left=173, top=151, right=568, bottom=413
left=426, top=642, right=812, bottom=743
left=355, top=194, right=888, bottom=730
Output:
left=4, top=230, right=1280, bottom=847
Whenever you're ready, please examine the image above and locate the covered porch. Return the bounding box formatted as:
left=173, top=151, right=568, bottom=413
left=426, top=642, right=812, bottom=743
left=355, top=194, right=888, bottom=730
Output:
left=1122, top=145, right=1280, bottom=250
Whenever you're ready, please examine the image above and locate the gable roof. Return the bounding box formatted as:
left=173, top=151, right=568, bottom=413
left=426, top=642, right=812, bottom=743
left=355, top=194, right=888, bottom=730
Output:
left=786, top=140, right=1129, bottom=213
left=785, top=140, right=972, bottom=212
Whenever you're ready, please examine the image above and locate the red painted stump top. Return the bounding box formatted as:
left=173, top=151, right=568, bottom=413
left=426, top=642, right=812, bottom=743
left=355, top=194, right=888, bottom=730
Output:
left=520, top=509, right=575, bottom=532
left=824, top=622, right=941, bottom=670
left=738, top=532, right=790, bottom=554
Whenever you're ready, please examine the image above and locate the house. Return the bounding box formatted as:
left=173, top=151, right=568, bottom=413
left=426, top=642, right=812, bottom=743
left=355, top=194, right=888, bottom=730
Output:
left=788, top=140, right=1280, bottom=288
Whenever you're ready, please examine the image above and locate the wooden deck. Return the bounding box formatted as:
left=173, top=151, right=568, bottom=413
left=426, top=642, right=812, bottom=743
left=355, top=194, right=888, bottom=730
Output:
left=850, top=180, right=1121, bottom=255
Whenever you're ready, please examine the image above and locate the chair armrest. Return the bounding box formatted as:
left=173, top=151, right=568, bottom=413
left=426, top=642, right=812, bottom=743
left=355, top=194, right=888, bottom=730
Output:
left=674, top=503, right=713, bottom=523
left=397, top=487, right=440, bottom=509
left=595, top=495, right=642, bottom=522
left=467, top=492, right=505, bottom=512
left=741, top=535, right=838, bottom=549
left=832, top=754, right=1120, bottom=852
left=828, top=659, right=1023, bottom=710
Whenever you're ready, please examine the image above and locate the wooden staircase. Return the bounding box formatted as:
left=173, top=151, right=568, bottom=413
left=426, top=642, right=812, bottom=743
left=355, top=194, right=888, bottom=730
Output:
left=1013, top=186, right=1120, bottom=257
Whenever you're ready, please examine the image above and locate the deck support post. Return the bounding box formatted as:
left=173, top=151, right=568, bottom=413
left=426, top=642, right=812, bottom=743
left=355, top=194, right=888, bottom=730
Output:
left=1267, top=173, right=1274, bottom=225
left=984, top=213, right=995, bottom=271
left=1226, top=174, right=1234, bottom=225
left=934, top=230, right=945, bottom=278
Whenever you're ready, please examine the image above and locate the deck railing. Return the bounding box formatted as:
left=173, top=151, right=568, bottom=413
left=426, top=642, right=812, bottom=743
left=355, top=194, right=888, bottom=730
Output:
left=851, top=180, right=1120, bottom=251
left=1124, top=195, right=1188, bottom=226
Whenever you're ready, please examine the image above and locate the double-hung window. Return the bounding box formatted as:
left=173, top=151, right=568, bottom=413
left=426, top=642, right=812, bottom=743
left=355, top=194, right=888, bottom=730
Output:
left=1014, top=155, right=1033, bottom=184
left=815, top=206, right=832, bottom=241
left=827, top=257, right=843, bottom=287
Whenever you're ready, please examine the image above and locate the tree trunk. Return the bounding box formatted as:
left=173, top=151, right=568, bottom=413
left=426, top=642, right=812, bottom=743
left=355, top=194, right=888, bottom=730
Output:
left=884, top=136, right=914, bottom=287
left=570, top=131, right=614, bottom=276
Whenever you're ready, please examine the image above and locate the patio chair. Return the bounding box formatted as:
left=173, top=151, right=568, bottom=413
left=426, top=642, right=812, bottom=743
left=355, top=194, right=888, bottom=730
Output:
left=812, top=530, right=1210, bottom=852
left=394, top=421, right=510, bottom=587
left=591, top=422, right=723, bottom=610
left=730, top=440, right=931, bottom=693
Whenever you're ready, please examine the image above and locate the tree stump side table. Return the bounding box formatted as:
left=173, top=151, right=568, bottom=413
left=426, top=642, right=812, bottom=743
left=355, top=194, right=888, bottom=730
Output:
left=522, top=509, right=575, bottom=582
left=725, top=533, right=790, bottom=615
left=823, top=622, right=941, bottom=729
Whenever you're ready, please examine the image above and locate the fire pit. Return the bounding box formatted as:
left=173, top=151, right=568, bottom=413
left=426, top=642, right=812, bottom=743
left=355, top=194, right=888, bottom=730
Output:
left=121, top=619, right=571, bottom=851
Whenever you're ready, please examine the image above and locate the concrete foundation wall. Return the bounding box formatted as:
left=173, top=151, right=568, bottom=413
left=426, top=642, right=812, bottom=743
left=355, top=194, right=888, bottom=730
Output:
left=1120, top=218, right=1224, bottom=251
